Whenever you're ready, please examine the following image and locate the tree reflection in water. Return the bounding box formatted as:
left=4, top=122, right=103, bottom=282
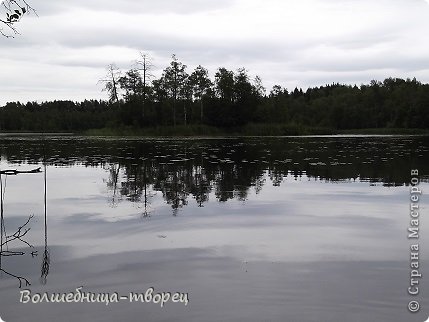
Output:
left=0, top=136, right=428, bottom=217
left=40, top=159, right=50, bottom=285
left=96, top=137, right=429, bottom=214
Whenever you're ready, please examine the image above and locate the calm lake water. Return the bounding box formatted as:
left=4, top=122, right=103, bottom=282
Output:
left=0, top=135, right=428, bottom=322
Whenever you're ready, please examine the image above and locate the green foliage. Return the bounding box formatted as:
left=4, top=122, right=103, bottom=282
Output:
left=0, top=100, right=112, bottom=132
left=2, top=71, right=429, bottom=135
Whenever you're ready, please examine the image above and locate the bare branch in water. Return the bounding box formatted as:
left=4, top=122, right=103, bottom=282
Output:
left=0, top=167, right=41, bottom=175
left=1, top=171, right=36, bottom=288
left=2, top=214, right=34, bottom=248
left=0, top=268, right=31, bottom=287
left=0, top=214, right=35, bottom=287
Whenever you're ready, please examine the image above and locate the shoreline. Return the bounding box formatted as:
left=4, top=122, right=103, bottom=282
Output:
left=1, top=125, right=429, bottom=137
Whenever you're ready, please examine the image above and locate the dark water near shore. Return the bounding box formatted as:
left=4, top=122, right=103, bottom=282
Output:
left=0, top=135, right=428, bottom=322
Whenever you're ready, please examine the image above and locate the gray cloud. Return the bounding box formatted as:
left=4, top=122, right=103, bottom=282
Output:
left=34, top=0, right=235, bottom=16
left=2, top=0, right=429, bottom=103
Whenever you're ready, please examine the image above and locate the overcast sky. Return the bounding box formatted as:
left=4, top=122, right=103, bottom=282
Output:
left=1, top=0, right=429, bottom=104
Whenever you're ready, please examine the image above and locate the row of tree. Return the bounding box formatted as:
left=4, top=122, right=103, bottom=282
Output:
left=0, top=100, right=113, bottom=132
left=96, top=54, right=429, bottom=130
left=99, top=53, right=266, bottom=128
left=1, top=53, right=429, bottom=131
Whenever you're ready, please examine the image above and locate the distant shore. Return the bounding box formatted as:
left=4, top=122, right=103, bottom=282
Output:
left=3, top=124, right=427, bottom=137
left=83, top=124, right=429, bottom=137
left=0, top=124, right=429, bottom=137
left=1, top=125, right=429, bottom=138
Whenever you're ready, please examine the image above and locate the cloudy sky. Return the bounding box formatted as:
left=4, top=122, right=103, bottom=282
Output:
left=1, top=0, right=429, bottom=104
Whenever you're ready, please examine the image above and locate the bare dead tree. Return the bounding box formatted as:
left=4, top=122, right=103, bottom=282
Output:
left=98, top=63, right=122, bottom=105
left=134, top=52, right=154, bottom=119
left=0, top=0, right=36, bottom=37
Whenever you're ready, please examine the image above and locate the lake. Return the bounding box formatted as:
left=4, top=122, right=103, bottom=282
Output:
left=0, top=135, right=428, bottom=322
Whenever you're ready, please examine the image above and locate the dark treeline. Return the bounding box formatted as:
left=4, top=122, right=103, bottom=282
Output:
left=1, top=54, right=429, bottom=133
left=0, top=100, right=112, bottom=132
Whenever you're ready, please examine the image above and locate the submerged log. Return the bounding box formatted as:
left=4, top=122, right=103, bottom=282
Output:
left=0, top=167, right=42, bottom=175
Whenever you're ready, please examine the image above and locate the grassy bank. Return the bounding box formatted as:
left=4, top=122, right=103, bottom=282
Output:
left=82, top=123, right=336, bottom=137
left=83, top=125, right=223, bottom=137
left=338, top=128, right=429, bottom=135
left=82, top=125, right=429, bottom=137
left=2, top=125, right=427, bottom=137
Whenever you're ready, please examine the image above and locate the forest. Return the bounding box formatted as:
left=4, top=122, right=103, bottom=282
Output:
left=1, top=54, right=429, bottom=135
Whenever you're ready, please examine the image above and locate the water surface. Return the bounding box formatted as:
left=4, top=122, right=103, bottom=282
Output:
left=0, top=135, right=428, bottom=322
